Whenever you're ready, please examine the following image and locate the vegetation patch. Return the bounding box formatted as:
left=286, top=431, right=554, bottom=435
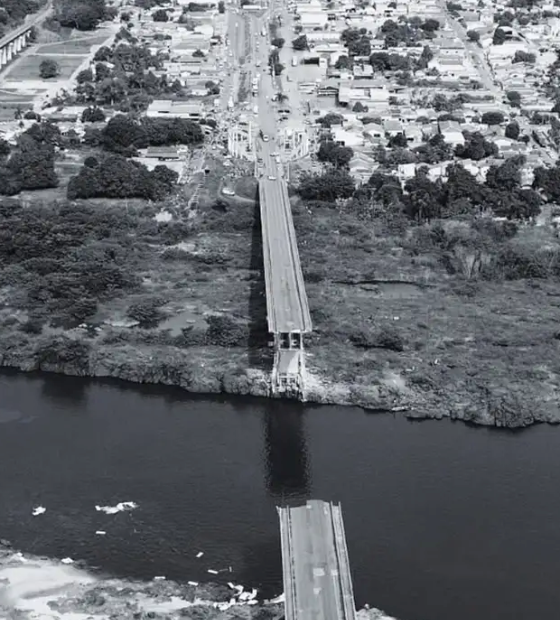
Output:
left=5, top=55, right=86, bottom=81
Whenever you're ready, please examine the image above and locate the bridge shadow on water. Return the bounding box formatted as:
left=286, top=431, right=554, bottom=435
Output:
left=248, top=193, right=273, bottom=370
left=263, top=401, right=311, bottom=502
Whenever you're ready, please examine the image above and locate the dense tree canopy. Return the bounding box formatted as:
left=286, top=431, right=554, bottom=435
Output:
left=99, top=114, right=204, bottom=155
left=0, top=123, right=59, bottom=195
left=297, top=169, right=355, bottom=201
left=317, top=140, right=353, bottom=168
left=67, top=154, right=178, bottom=200
left=53, top=0, right=109, bottom=30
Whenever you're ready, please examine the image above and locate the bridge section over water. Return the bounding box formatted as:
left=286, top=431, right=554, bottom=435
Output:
left=277, top=500, right=357, bottom=620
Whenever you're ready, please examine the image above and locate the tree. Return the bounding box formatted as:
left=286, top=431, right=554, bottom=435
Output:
left=81, top=106, right=106, bottom=122
left=493, top=28, right=507, bottom=45
left=317, top=113, right=344, bottom=128
left=317, top=140, right=353, bottom=167
left=486, top=155, right=525, bottom=191
left=335, top=55, right=352, bottom=70
left=506, top=90, right=521, bottom=107
left=101, top=114, right=148, bottom=154
left=455, top=131, right=498, bottom=160
left=292, top=35, right=308, bottom=51
left=67, top=154, right=178, bottom=200
left=152, top=8, right=168, bottom=21
left=481, top=111, right=505, bottom=125
left=54, top=0, right=108, bottom=30
left=297, top=169, right=355, bottom=201
left=5, top=135, right=58, bottom=191
left=39, top=59, right=59, bottom=79
left=348, top=36, right=371, bottom=57
left=94, top=61, right=111, bottom=81
left=218, top=0, right=225, bottom=12
left=388, top=133, right=408, bottom=148
left=466, top=29, right=480, bottom=42
left=76, top=68, right=93, bottom=83
left=193, top=48, right=205, bottom=57
left=93, top=46, right=112, bottom=62
left=505, top=120, right=520, bottom=140
left=271, top=37, right=285, bottom=49
left=513, top=50, right=535, bottom=64
left=421, top=18, right=440, bottom=32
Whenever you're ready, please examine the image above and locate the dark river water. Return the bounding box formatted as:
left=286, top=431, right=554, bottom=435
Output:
left=1, top=370, right=560, bottom=620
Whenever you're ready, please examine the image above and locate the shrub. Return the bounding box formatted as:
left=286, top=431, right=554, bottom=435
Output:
left=350, top=326, right=405, bottom=351
left=127, top=298, right=166, bottom=327
left=39, top=59, right=59, bottom=79
left=205, top=314, right=248, bottom=347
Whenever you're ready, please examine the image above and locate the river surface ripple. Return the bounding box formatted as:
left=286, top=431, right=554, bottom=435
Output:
left=1, top=370, right=560, bottom=620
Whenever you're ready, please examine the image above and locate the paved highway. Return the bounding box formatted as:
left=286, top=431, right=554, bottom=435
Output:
left=252, top=12, right=311, bottom=335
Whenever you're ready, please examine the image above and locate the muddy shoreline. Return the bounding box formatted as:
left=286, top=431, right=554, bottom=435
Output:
left=0, top=333, right=557, bottom=429
left=0, top=541, right=398, bottom=620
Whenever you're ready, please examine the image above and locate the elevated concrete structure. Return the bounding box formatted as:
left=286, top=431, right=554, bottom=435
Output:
left=0, top=4, right=52, bottom=71
left=278, top=501, right=357, bottom=620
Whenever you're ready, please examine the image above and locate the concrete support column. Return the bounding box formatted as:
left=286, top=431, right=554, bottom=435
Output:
left=14, top=37, right=21, bottom=53
left=0, top=47, right=6, bottom=67
left=6, top=43, right=13, bottom=61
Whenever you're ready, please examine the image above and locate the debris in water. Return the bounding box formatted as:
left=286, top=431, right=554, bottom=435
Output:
left=32, top=506, right=46, bottom=516
left=95, top=502, right=138, bottom=515
left=196, top=551, right=204, bottom=558
left=95, top=531, right=106, bottom=536
left=207, top=569, right=219, bottom=575
left=154, top=576, right=166, bottom=581
left=269, top=593, right=285, bottom=604
left=61, top=558, right=74, bottom=564
left=227, top=582, right=236, bottom=590
left=188, top=581, right=199, bottom=586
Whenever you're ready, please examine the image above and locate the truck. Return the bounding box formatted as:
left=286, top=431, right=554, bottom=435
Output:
left=227, top=97, right=234, bottom=109
left=291, top=57, right=297, bottom=67
left=253, top=105, right=258, bottom=114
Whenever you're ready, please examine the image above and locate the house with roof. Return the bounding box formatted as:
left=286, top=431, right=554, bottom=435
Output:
left=349, top=151, right=377, bottom=182
left=146, top=100, right=204, bottom=120
left=332, top=127, right=365, bottom=148
left=363, top=122, right=386, bottom=145
left=383, top=119, right=404, bottom=137
left=438, top=120, right=465, bottom=146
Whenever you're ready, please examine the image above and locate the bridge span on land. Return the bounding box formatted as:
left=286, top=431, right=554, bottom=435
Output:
left=278, top=500, right=357, bottom=620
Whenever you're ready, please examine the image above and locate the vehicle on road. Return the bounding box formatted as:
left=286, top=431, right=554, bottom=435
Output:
left=263, top=134, right=270, bottom=142
left=268, top=175, right=277, bottom=180
left=223, top=187, right=235, bottom=196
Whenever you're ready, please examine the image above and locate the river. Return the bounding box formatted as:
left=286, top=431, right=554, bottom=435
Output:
left=1, top=369, right=559, bottom=620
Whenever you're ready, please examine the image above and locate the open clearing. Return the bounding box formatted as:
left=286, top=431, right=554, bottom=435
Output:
left=37, top=35, right=110, bottom=54
left=293, top=198, right=560, bottom=423
left=4, top=55, right=85, bottom=81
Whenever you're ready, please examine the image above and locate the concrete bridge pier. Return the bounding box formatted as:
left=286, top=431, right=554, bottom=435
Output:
left=0, top=30, right=31, bottom=69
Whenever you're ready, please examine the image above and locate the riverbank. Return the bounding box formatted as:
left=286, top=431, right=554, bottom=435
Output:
left=0, top=542, right=398, bottom=620
left=0, top=326, right=558, bottom=428
left=0, top=195, right=559, bottom=429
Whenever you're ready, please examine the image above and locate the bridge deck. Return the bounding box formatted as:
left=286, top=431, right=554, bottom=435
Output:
left=278, top=500, right=357, bottom=620
left=259, top=174, right=312, bottom=335
left=0, top=5, right=50, bottom=49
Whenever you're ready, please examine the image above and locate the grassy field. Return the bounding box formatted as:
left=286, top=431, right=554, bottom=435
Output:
left=37, top=35, right=110, bottom=55
left=292, top=197, right=560, bottom=424
left=5, top=55, right=85, bottom=81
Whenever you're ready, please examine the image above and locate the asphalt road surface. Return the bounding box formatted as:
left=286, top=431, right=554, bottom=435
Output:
left=253, top=12, right=311, bottom=334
